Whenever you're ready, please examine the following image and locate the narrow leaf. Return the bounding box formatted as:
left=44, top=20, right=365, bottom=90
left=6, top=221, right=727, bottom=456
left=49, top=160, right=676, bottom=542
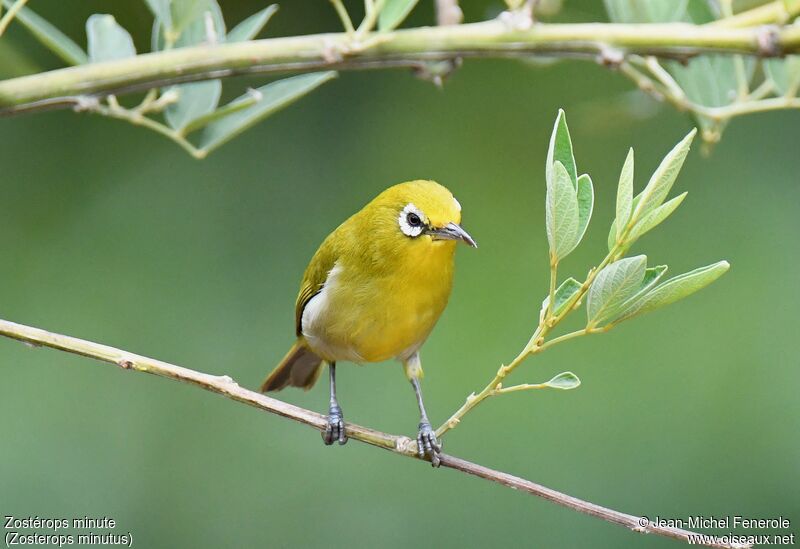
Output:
left=165, top=80, right=222, bottom=131
left=144, top=0, right=172, bottom=29
left=181, top=88, right=262, bottom=134
left=197, top=72, right=337, bottom=154
left=615, top=148, right=634, bottom=240
left=765, top=54, right=800, bottom=96
left=378, top=0, right=421, bottom=31
left=587, top=255, right=647, bottom=323
left=545, top=371, right=581, bottom=390
left=602, top=265, right=668, bottom=324
left=575, top=174, right=594, bottom=246
left=632, top=129, right=695, bottom=223
left=628, top=191, right=686, bottom=242
left=1, top=0, right=87, bottom=65
left=540, top=277, right=582, bottom=319
left=227, top=4, right=278, bottom=42
left=608, top=194, right=642, bottom=251
left=545, top=109, right=577, bottom=190
left=86, top=14, right=136, bottom=63
left=546, top=161, right=580, bottom=261
left=621, top=261, right=730, bottom=319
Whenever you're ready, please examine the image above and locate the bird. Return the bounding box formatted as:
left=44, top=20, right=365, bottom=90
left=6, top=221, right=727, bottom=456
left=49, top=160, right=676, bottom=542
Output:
left=259, top=180, right=476, bottom=465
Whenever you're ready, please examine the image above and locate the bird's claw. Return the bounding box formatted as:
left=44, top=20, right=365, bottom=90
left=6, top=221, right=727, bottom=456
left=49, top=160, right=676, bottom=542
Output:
left=416, top=421, right=441, bottom=467
left=322, top=404, right=347, bottom=446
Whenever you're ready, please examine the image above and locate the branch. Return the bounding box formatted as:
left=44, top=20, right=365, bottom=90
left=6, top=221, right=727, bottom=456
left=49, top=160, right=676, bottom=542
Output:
left=1, top=19, right=799, bottom=116
left=0, top=317, right=747, bottom=549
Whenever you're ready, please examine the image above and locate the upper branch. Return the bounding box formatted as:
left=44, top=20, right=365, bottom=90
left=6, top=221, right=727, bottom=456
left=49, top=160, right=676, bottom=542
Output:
left=1, top=19, right=799, bottom=115
left=0, top=317, right=747, bottom=549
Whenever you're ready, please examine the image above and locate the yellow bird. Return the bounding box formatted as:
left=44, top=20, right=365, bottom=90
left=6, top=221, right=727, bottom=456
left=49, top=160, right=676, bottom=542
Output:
left=260, top=180, right=476, bottom=465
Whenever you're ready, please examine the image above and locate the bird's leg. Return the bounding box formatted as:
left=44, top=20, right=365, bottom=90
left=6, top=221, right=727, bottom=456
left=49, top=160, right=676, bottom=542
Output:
left=322, top=362, right=347, bottom=445
left=404, top=353, right=441, bottom=467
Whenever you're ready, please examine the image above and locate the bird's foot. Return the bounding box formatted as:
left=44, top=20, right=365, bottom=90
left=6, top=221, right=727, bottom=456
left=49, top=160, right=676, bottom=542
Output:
left=322, top=403, right=347, bottom=446
left=416, top=421, right=442, bottom=467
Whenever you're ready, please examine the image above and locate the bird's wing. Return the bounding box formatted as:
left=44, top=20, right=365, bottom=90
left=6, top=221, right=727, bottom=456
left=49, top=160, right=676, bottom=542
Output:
left=295, top=234, right=340, bottom=336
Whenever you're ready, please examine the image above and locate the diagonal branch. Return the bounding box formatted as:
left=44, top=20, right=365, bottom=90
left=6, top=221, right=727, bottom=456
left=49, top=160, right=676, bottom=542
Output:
left=0, top=317, right=747, bottom=549
left=1, top=19, right=800, bottom=116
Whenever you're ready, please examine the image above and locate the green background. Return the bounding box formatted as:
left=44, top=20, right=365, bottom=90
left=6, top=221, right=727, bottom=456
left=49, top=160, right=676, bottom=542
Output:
left=1, top=2, right=798, bottom=548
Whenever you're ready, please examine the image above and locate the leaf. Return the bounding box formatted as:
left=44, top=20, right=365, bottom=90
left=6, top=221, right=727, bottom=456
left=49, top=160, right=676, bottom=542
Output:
left=632, top=129, right=695, bottom=224
left=227, top=4, right=278, bottom=42
left=546, top=161, right=580, bottom=261
left=545, top=371, right=581, bottom=390
left=601, top=264, right=667, bottom=324
left=86, top=14, right=136, bottom=63
left=540, top=277, right=582, bottom=319
left=615, top=148, right=634, bottom=241
left=165, top=80, right=223, bottom=131
left=620, top=261, right=730, bottom=320
left=144, top=0, right=172, bottom=30
left=196, top=72, right=337, bottom=154
left=545, top=109, right=577, bottom=190
left=587, top=255, right=647, bottom=324
left=1, top=0, right=87, bottom=65
left=181, top=88, right=262, bottom=134
left=604, top=0, right=689, bottom=23
left=628, top=191, right=686, bottom=242
left=575, top=174, right=594, bottom=246
left=608, top=194, right=642, bottom=251
left=765, top=52, right=800, bottom=96
left=378, top=0, right=421, bottom=31
left=152, top=0, right=226, bottom=50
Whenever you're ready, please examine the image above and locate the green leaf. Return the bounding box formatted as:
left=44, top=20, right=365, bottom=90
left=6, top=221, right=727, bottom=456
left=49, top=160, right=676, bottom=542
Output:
left=587, top=255, right=647, bottom=324
left=632, top=129, right=695, bottom=223
left=604, top=0, right=689, bottom=23
left=86, top=14, right=136, bottom=63
left=1, top=0, right=87, bottom=65
left=227, top=4, right=278, bottom=42
left=546, top=161, right=580, bottom=261
left=546, top=109, right=577, bottom=190
left=540, top=277, right=582, bottom=319
left=165, top=80, right=222, bottom=131
left=545, top=371, right=581, bottom=390
left=196, top=72, right=337, bottom=154
left=181, top=88, right=262, bottom=134
left=628, top=191, right=686, bottom=242
left=608, top=194, right=642, bottom=252
left=378, top=0, right=421, bottom=31
left=601, top=264, right=668, bottom=324
left=620, top=261, right=730, bottom=320
left=152, top=0, right=226, bottom=50
left=575, top=174, right=594, bottom=246
left=144, top=0, right=172, bottom=30
left=615, top=148, right=634, bottom=241
left=765, top=49, right=800, bottom=96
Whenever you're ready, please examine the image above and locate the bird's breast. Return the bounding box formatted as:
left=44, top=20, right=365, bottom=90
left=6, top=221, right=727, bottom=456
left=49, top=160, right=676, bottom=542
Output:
left=301, top=244, right=456, bottom=363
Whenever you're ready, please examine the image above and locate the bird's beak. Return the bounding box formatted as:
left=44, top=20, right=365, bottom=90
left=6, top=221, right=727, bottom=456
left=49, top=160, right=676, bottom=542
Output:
left=427, top=222, right=477, bottom=248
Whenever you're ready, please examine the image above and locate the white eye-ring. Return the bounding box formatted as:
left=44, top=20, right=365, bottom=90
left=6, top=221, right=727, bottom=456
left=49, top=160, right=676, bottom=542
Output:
left=453, top=196, right=462, bottom=212
left=398, top=203, right=425, bottom=237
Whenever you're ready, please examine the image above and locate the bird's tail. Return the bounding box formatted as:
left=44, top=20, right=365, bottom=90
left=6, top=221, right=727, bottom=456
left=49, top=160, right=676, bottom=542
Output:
left=260, top=339, right=324, bottom=392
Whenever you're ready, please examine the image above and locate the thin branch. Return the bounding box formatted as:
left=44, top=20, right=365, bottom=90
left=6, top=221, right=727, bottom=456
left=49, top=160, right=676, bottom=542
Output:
left=2, top=19, right=800, bottom=116
left=0, top=317, right=747, bottom=548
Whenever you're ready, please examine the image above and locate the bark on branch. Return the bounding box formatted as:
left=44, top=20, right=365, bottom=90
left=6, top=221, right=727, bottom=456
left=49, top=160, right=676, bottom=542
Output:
left=1, top=19, right=799, bottom=115
left=0, top=317, right=748, bottom=549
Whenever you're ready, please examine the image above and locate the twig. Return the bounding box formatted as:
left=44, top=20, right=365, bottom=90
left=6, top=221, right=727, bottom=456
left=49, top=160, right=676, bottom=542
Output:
left=0, top=317, right=747, bottom=548
left=2, top=20, right=800, bottom=115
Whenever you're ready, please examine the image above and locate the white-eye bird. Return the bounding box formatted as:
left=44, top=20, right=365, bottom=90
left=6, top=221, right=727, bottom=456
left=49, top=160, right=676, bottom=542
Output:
left=260, top=180, right=476, bottom=465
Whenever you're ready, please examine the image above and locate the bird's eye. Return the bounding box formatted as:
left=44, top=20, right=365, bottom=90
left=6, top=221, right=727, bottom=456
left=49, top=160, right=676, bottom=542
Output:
left=406, top=212, right=422, bottom=227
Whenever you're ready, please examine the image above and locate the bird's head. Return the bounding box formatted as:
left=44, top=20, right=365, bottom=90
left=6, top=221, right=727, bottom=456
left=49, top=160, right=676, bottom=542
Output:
left=369, top=180, right=477, bottom=249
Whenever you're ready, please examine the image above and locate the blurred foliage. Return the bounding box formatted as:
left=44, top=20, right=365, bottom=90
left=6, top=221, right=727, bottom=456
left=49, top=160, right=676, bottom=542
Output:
left=0, top=1, right=798, bottom=548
